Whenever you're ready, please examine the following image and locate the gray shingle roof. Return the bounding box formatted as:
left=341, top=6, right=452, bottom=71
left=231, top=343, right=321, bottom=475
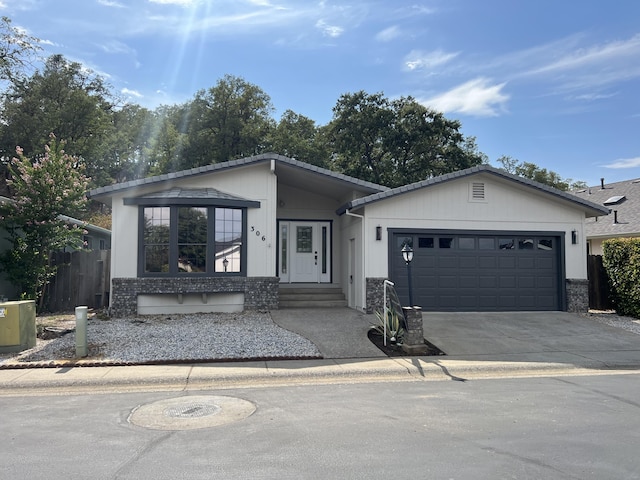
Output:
left=336, top=164, right=610, bottom=216
left=123, top=187, right=261, bottom=208
left=574, top=178, right=640, bottom=238
left=88, top=153, right=388, bottom=199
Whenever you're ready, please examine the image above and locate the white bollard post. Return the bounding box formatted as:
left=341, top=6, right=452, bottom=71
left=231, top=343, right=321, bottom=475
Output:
left=75, top=306, right=88, bottom=358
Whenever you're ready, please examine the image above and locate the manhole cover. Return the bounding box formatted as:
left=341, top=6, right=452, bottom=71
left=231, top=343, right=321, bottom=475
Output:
left=129, top=395, right=256, bottom=430
left=164, top=403, right=221, bottom=418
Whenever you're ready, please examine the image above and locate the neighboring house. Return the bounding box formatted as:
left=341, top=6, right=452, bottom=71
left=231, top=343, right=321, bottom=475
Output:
left=88, top=154, right=608, bottom=317
left=573, top=178, right=639, bottom=255
left=0, top=196, right=111, bottom=300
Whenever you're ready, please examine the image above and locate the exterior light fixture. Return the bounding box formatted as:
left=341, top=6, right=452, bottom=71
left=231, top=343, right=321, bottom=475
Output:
left=401, top=244, right=414, bottom=306
left=571, top=230, right=578, bottom=245
left=376, top=225, right=382, bottom=241
left=223, top=257, right=229, bottom=272
left=401, top=244, right=414, bottom=264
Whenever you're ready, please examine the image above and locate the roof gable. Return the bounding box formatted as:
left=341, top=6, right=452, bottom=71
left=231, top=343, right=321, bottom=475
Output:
left=337, top=164, right=610, bottom=217
left=89, top=153, right=388, bottom=201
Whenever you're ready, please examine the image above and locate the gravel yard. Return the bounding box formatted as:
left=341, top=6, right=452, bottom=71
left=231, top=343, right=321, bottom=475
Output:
left=0, top=311, right=322, bottom=367
left=1, top=309, right=639, bottom=368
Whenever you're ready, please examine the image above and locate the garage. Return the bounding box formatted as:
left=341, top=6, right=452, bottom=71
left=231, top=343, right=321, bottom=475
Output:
left=390, top=230, right=563, bottom=312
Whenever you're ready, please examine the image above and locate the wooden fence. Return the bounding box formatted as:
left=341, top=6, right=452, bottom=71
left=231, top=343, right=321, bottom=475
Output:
left=44, top=250, right=111, bottom=312
left=587, top=255, right=614, bottom=311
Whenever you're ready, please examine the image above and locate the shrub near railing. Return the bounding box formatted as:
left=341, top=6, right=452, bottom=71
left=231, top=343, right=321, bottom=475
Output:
left=603, top=238, right=640, bottom=318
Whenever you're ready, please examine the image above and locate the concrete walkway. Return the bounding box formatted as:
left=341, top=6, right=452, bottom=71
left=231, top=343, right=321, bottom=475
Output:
left=1, top=309, right=639, bottom=394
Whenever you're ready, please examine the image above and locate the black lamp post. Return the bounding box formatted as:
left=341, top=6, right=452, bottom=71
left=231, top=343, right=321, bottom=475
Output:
left=401, top=244, right=414, bottom=307
left=222, top=257, right=229, bottom=273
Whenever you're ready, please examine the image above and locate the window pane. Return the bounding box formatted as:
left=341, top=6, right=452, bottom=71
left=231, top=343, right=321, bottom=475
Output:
left=479, top=238, right=495, bottom=250
left=143, top=207, right=170, bottom=273
left=499, top=238, right=515, bottom=250
left=297, top=226, right=313, bottom=253
left=459, top=238, right=475, bottom=249
left=178, top=207, right=207, bottom=243
left=215, top=208, right=243, bottom=273
left=281, top=225, right=287, bottom=274
left=178, top=245, right=207, bottom=273
left=418, top=237, right=434, bottom=248
left=439, top=237, right=453, bottom=249
left=538, top=238, right=553, bottom=250
left=518, top=238, right=534, bottom=249
left=144, top=207, right=170, bottom=243
left=178, top=207, right=207, bottom=273
left=321, top=226, right=327, bottom=274
left=144, top=245, right=169, bottom=273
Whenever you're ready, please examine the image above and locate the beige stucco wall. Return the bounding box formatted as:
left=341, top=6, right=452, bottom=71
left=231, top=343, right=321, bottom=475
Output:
left=362, top=173, right=589, bottom=282
left=109, top=163, right=277, bottom=280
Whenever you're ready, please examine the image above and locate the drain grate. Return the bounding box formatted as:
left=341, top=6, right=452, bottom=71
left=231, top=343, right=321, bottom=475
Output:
left=129, top=395, right=256, bottom=430
left=164, top=403, right=221, bottom=418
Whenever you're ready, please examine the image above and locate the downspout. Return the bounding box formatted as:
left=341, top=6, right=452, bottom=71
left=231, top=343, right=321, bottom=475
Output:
left=345, top=208, right=366, bottom=312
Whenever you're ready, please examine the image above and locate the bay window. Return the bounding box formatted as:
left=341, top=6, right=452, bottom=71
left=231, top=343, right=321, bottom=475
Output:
left=140, top=206, right=246, bottom=276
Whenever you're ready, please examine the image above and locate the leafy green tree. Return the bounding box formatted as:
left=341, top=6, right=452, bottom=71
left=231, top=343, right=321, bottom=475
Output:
left=266, top=109, right=329, bottom=167
left=0, top=135, right=89, bottom=306
left=496, top=156, right=586, bottom=191
left=146, top=104, right=190, bottom=175
left=100, top=103, right=155, bottom=183
left=326, top=91, right=485, bottom=187
left=181, top=75, right=275, bottom=169
left=0, top=54, right=115, bottom=187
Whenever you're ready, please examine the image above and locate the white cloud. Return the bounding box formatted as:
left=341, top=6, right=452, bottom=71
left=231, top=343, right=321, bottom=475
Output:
left=604, top=157, right=640, bottom=169
left=316, top=19, right=343, bottom=38
left=101, top=40, right=136, bottom=55
left=404, top=49, right=459, bottom=72
left=121, top=87, right=143, bottom=98
left=421, top=78, right=509, bottom=117
left=98, top=0, right=125, bottom=7
left=376, top=26, right=400, bottom=43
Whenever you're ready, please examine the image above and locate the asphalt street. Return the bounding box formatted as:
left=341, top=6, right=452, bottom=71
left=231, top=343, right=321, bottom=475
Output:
left=1, top=373, right=639, bottom=479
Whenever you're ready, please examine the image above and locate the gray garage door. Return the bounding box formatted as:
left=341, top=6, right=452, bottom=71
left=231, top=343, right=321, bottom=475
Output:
left=390, top=232, right=562, bottom=311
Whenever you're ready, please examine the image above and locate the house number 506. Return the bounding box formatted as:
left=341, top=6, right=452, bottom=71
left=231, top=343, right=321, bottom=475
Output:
left=251, top=226, right=266, bottom=241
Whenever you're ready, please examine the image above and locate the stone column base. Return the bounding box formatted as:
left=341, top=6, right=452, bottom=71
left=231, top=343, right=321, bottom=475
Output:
left=402, top=306, right=428, bottom=355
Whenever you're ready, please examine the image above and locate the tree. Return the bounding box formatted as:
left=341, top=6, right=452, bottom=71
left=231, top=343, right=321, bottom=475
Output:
left=0, top=16, right=41, bottom=86
left=181, top=75, right=275, bottom=169
left=0, top=54, right=115, bottom=187
left=497, top=156, right=586, bottom=191
left=266, top=110, right=329, bottom=167
left=0, top=135, right=89, bottom=305
left=326, top=91, right=485, bottom=187
left=100, top=103, right=155, bottom=183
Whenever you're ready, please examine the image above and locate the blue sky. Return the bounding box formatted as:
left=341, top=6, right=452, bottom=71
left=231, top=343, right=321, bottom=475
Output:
left=2, top=0, right=639, bottom=186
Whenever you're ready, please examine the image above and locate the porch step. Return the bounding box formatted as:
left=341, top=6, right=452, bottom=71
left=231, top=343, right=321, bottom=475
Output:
left=279, top=286, right=347, bottom=308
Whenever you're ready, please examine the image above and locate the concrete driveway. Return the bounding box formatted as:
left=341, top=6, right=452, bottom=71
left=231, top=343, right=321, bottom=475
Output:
left=270, top=309, right=640, bottom=370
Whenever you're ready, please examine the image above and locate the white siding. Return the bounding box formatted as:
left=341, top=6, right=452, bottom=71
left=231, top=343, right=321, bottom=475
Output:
left=110, top=163, right=277, bottom=280
left=362, top=174, right=589, bottom=280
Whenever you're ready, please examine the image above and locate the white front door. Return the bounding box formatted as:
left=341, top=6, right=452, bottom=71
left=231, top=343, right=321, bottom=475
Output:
left=279, top=221, right=331, bottom=283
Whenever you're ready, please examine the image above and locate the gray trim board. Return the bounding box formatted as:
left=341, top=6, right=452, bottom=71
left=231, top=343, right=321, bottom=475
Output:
left=88, top=153, right=388, bottom=200
left=336, top=164, right=610, bottom=217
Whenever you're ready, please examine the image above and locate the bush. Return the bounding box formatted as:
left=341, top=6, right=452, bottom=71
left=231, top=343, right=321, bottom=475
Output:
left=602, top=238, right=640, bottom=318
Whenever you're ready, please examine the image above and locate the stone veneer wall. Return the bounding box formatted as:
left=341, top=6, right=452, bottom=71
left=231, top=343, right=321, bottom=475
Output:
left=365, top=277, right=387, bottom=314
left=110, top=277, right=279, bottom=317
left=566, top=278, right=589, bottom=313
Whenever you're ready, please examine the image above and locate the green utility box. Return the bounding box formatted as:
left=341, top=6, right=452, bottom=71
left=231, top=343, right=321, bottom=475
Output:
left=0, top=300, right=36, bottom=353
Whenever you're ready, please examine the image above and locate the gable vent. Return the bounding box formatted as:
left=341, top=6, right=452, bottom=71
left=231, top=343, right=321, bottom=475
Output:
left=471, top=182, right=485, bottom=200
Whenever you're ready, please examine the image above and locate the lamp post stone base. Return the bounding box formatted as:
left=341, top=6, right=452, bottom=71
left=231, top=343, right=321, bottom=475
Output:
left=401, top=306, right=428, bottom=355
